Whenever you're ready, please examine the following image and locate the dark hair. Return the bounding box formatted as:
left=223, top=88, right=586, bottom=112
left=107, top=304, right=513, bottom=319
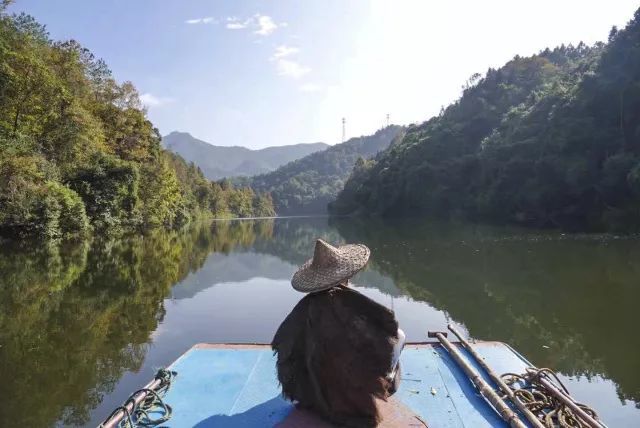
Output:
left=272, top=286, right=399, bottom=427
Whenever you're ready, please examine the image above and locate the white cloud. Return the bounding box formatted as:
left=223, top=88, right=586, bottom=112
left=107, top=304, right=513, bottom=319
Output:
left=275, top=59, right=310, bottom=79
left=271, top=45, right=299, bottom=59
left=140, top=93, right=174, bottom=108
left=226, top=22, right=246, bottom=29
left=226, top=17, right=249, bottom=29
left=299, top=83, right=322, bottom=92
left=269, top=45, right=310, bottom=79
left=225, top=14, right=282, bottom=36
left=255, top=15, right=277, bottom=36
left=185, top=17, right=216, bottom=25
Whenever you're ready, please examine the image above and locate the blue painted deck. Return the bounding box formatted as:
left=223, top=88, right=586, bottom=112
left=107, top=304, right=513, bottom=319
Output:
left=149, top=341, right=532, bottom=427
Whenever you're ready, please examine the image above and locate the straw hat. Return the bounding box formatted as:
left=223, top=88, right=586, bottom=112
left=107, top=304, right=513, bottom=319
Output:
left=292, top=239, right=370, bottom=293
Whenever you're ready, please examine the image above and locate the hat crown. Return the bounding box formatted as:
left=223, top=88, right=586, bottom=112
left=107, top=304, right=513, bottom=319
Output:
left=311, top=239, right=340, bottom=268
left=291, top=239, right=370, bottom=293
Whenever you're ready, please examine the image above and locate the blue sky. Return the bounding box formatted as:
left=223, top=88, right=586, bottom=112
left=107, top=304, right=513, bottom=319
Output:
left=10, top=1, right=640, bottom=149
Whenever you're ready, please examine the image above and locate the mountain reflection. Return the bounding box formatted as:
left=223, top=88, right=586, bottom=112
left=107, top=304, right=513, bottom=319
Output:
left=0, top=217, right=638, bottom=427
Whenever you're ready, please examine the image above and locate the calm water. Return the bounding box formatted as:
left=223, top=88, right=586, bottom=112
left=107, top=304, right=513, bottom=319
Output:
left=0, top=217, right=639, bottom=427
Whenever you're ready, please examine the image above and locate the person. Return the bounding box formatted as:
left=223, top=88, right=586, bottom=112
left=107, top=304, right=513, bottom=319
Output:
left=272, top=239, right=406, bottom=427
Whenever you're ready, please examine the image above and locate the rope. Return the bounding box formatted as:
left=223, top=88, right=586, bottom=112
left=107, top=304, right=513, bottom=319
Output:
left=500, top=368, right=599, bottom=428
left=100, top=368, right=177, bottom=428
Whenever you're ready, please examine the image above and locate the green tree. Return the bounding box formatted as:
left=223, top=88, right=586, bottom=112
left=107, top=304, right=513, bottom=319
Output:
left=333, top=8, right=640, bottom=232
left=0, top=8, right=274, bottom=238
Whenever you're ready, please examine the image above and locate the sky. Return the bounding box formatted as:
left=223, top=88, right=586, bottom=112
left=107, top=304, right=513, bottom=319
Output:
left=9, top=0, right=640, bottom=149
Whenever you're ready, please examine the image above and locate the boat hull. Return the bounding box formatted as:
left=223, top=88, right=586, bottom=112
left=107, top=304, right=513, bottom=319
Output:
left=138, top=341, right=531, bottom=427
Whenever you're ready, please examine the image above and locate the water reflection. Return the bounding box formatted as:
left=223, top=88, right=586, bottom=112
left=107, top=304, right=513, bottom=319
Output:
left=0, top=217, right=638, bottom=427
left=331, top=217, right=640, bottom=407
left=0, top=223, right=227, bottom=427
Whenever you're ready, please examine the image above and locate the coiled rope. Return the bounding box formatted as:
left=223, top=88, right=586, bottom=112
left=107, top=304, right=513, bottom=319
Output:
left=501, top=368, right=599, bottom=428
left=100, top=368, right=177, bottom=428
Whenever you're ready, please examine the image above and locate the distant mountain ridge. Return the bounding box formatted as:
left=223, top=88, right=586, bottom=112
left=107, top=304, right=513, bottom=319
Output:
left=162, top=131, right=328, bottom=180
left=248, top=125, right=405, bottom=215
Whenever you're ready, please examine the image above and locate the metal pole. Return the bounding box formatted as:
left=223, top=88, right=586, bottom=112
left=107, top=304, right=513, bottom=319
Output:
left=429, top=331, right=527, bottom=428
left=447, top=325, right=545, bottom=428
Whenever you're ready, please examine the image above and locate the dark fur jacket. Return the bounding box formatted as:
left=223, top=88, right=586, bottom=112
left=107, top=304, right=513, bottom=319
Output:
left=271, top=286, right=400, bottom=427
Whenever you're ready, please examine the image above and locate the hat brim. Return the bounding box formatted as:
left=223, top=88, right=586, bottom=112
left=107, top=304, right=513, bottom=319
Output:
left=291, top=244, right=370, bottom=293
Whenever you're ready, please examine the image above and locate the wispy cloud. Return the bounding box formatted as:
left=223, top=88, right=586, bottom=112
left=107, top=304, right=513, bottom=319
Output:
left=269, top=45, right=310, bottom=79
left=226, top=22, right=247, bottom=29
left=225, top=14, right=283, bottom=36
left=140, top=93, right=174, bottom=108
left=275, top=59, right=310, bottom=79
left=185, top=17, right=216, bottom=25
left=226, top=16, right=250, bottom=29
left=272, top=45, right=299, bottom=59
left=299, top=83, right=322, bottom=92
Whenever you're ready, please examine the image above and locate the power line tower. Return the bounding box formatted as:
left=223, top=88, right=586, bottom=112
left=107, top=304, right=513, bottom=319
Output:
left=342, top=117, right=346, bottom=143
left=386, top=113, right=390, bottom=128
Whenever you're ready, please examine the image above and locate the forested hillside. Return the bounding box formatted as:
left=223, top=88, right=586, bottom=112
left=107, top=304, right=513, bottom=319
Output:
left=0, top=6, right=273, bottom=239
left=331, top=9, right=640, bottom=232
left=249, top=125, right=404, bottom=215
left=162, top=131, right=328, bottom=180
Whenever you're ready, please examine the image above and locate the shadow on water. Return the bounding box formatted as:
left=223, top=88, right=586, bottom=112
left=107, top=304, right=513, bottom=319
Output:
left=0, top=216, right=638, bottom=426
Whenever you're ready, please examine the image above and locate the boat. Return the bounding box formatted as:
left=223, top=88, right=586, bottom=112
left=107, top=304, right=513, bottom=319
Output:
left=100, top=334, right=603, bottom=428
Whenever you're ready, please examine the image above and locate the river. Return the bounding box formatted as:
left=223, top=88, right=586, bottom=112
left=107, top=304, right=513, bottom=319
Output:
left=0, top=217, right=638, bottom=427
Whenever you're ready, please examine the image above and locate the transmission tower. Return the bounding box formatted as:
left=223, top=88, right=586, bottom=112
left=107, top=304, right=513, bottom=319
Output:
left=342, top=117, right=346, bottom=143
left=386, top=113, right=390, bottom=127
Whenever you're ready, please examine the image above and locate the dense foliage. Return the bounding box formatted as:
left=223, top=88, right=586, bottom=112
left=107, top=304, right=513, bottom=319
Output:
left=0, top=6, right=273, bottom=238
left=332, top=9, right=640, bottom=232
left=248, top=125, right=404, bottom=215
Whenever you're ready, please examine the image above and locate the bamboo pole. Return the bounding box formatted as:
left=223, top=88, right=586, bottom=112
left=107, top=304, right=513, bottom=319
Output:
left=100, top=378, right=162, bottom=428
left=447, top=325, right=545, bottom=428
left=535, top=374, right=606, bottom=428
left=430, top=331, right=528, bottom=428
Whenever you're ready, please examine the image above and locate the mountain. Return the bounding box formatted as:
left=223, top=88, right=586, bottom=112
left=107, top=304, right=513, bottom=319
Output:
left=249, top=125, right=405, bottom=215
left=331, top=8, right=640, bottom=232
left=162, top=132, right=328, bottom=180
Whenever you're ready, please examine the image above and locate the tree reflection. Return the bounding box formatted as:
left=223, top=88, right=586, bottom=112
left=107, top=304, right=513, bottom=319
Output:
left=209, top=219, right=275, bottom=254
left=0, top=220, right=273, bottom=427
left=251, top=217, right=340, bottom=265
left=331, top=217, right=640, bottom=405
